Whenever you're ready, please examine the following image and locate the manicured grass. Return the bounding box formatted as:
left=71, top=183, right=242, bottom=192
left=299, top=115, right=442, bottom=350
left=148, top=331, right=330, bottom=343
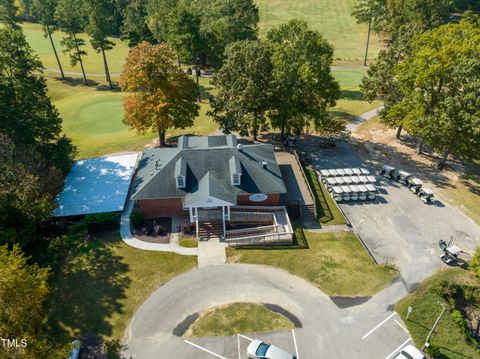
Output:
left=227, top=227, right=397, bottom=296
left=179, top=237, right=198, bottom=248
left=257, top=0, right=383, bottom=65
left=304, top=166, right=347, bottom=226
left=47, top=234, right=196, bottom=341
left=21, top=22, right=130, bottom=75
left=396, top=269, right=480, bottom=359
left=47, top=77, right=216, bottom=158
left=185, top=302, right=294, bottom=337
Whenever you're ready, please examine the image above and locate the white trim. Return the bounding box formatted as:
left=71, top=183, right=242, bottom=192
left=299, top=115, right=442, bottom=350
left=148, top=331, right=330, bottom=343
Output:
left=186, top=196, right=234, bottom=208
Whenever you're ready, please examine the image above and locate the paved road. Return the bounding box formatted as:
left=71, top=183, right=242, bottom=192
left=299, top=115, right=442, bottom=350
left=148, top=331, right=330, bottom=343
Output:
left=302, top=139, right=480, bottom=289
left=125, top=264, right=411, bottom=359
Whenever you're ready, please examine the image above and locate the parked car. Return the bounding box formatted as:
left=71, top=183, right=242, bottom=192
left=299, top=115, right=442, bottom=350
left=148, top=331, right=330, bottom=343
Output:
left=247, top=340, right=296, bottom=359
left=69, top=340, right=81, bottom=359
left=393, top=344, right=425, bottom=359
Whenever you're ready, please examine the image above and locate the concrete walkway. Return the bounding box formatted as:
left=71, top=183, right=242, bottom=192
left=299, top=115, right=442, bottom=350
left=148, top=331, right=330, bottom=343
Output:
left=346, top=106, right=384, bottom=132
left=120, top=199, right=198, bottom=256
left=197, top=238, right=227, bottom=268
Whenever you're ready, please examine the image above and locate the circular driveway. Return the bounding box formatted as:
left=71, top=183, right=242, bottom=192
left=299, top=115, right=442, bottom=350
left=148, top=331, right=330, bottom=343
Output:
left=125, top=264, right=411, bottom=359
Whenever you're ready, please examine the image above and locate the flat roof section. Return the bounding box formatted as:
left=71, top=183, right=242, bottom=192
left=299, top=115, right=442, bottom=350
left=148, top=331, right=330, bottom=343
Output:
left=52, top=153, right=139, bottom=217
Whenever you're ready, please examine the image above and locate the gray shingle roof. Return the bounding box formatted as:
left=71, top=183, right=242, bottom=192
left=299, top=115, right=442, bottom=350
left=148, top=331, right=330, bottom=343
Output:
left=131, top=136, right=286, bottom=202
left=184, top=172, right=236, bottom=206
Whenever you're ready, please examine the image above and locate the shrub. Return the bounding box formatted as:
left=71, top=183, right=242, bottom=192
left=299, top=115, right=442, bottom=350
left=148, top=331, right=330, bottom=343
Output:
left=69, top=221, right=87, bottom=234
left=84, top=213, right=118, bottom=234
left=425, top=343, right=441, bottom=358
left=180, top=222, right=195, bottom=235
left=469, top=247, right=480, bottom=278
left=130, top=208, right=143, bottom=229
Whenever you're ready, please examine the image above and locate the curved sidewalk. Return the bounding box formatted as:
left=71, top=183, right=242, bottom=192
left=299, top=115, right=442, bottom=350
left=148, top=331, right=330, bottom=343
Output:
left=120, top=199, right=198, bottom=256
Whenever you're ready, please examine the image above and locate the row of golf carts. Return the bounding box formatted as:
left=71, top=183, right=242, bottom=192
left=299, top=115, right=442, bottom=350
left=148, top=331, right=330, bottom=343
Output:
left=377, top=165, right=434, bottom=204
left=318, top=167, right=378, bottom=202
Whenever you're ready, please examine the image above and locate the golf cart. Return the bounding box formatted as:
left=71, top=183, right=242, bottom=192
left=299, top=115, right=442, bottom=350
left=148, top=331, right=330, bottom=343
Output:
left=319, top=169, right=331, bottom=178
left=341, top=185, right=352, bottom=201
left=397, top=170, right=413, bottom=185
left=360, top=168, right=370, bottom=175
left=325, top=177, right=337, bottom=188
left=366, top=175, right=377, bottom=183
left=357, top=184, right=368, bottom=201
left=418, top=188, right=434, bottom=204
left=409, top=178, right=423, bottom=194
left=365, top=184, right=377, bottom=200
left=352, top=168, right=362, bottom=175
left=344, top=168, right=354, bottom=176
left=335, top=176, right=346, bottom=185
left=337, top=168, right=346, bottom=176
left=357, top=175, right=368, bottom=184
left=349, top=185, right=360, bottom=201
left=284, top=136, right=297, bottom=151
left=331, top=186, right=344, bottom=202
left=438, top=239, right=461, bottom=265
left=377, top=165, right=396, bottom=179
left=328, top=169, right=339, bottom=177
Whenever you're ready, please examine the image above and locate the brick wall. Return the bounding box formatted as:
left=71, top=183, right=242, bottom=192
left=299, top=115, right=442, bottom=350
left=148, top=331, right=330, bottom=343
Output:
left=236, top=193, right=280, bottom=206
left=137, top=198, right=187, bottom=219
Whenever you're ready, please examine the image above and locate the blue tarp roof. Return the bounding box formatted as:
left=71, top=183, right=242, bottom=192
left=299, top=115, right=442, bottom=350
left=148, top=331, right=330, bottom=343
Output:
left=52, top=153, right=138, bottom=217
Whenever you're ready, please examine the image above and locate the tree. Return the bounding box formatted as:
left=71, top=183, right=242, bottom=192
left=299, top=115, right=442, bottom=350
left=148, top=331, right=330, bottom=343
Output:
left=0, top=245, right=54, bottom=359
left=166, top=2, right=204, bottom=64
left=361, top=47, right=405, bottom=138
left=209, top=40, right=272, bottom=141
left=391, top=16, right=480, bottom=169
left=0, top=0, right=19, bottom=28
left=120, top=42, right=199, bottom=147
left=121, top=0, right=155, bottom=47
left=55, top=0, right=88, bottom=85
left=470, top=247, right=480, bottom=278
left=266, top=19, right=340, bottom=139
left=352, top=0, right=388, bottom=65
left=0, top=27, right=75, bottom=246
left=201, top=0, right=259, bottom=66
left=32, top=0, right=65, bottom=79
left=0, top=27, right=75, bottom=173
left=84, top=0, right=116, bottom=88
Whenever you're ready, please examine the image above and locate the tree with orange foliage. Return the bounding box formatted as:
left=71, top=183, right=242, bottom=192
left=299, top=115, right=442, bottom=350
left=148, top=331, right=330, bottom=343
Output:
left=120, top=42, right=199, bottom=147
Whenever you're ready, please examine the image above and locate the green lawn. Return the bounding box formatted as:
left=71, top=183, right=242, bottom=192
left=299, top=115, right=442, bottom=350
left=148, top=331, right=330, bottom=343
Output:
left=185, top=302, right=294, bottom=337
left=179, top=237, right=199, bottom=248
left=396, top=269, right=480, bottom=359
left=21, top=22, right=130, bottom=75
left=227, top=227, right=397, bottom=296
left=47, top=77, right=217, bottom=158
left=304, top=166, right=347, bottom=226
left=257, top=0, right=383, bottom=65
left=47, top=234, right=196, bottom=341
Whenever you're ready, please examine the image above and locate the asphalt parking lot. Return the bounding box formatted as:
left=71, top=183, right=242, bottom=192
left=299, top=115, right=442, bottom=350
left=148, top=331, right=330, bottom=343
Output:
left=305, top=140, right=480, bottom=289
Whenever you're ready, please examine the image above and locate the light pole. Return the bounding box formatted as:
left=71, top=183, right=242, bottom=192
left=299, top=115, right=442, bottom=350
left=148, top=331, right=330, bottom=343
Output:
left=195, top=56, right=200, bottom=102
left=422, top=303, right=446, bottom=351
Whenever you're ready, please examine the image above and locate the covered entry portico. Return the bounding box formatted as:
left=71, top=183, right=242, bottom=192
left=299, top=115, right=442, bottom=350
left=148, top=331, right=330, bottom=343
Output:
left=184, top=172, right=236, bottom=238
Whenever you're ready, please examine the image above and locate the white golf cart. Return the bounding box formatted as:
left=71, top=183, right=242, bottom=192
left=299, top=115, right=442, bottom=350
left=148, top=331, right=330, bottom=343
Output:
left=365, top=184, right=377, bottom=200
left=409, top=178, right=423, bottom=194
left=397, top=170, right=413, bottom=185
left=418, top=187, right=434, bottom=204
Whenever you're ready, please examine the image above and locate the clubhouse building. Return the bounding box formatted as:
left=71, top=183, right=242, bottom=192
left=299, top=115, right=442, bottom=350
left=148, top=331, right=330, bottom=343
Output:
left=130, top=134, right=294, bottom=243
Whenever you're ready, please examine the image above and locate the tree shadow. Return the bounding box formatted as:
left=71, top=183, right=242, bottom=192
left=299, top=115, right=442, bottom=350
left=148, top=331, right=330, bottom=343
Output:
left=47, top=235, right=130, bottom=341
left=348, top=136, right=453, bottom=190
left=339, top=90, right=364, bottom=100
left=329, top=110, right=357, bottom=123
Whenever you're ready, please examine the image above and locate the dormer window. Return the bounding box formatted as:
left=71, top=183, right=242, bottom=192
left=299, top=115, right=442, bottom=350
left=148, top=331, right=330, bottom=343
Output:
left=174, top=157, right=187, bottom=189
left=177, top=176, right=185, bottom=189
left=232, top=173, right=241, bottom=186
left=229, top=155, right=242, bottom=186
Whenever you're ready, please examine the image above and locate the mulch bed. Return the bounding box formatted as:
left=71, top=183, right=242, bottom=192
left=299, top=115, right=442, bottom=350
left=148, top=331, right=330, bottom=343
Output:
left=132, top=217, right=172, bottom=244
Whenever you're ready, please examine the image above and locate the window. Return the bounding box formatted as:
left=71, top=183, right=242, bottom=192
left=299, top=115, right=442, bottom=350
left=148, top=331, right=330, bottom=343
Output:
left=177, top=176, right=185, bottom=188
left=232, top=174, right=240, bottom=185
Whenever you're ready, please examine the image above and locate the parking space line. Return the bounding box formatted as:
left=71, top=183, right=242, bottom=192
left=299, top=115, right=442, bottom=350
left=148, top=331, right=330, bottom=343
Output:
left=384, top=338, right=411, bottom=359
left=362, top=312, right=396, bottom=339
left=237, top=335, right=241, bottom=359
left=238, top=334, right=254, bottom=341
left=184, top=340, right=228, bottom=359
left=394, top=319, right=409, bottom=334
left=291, top=329, right=300, bottom=359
